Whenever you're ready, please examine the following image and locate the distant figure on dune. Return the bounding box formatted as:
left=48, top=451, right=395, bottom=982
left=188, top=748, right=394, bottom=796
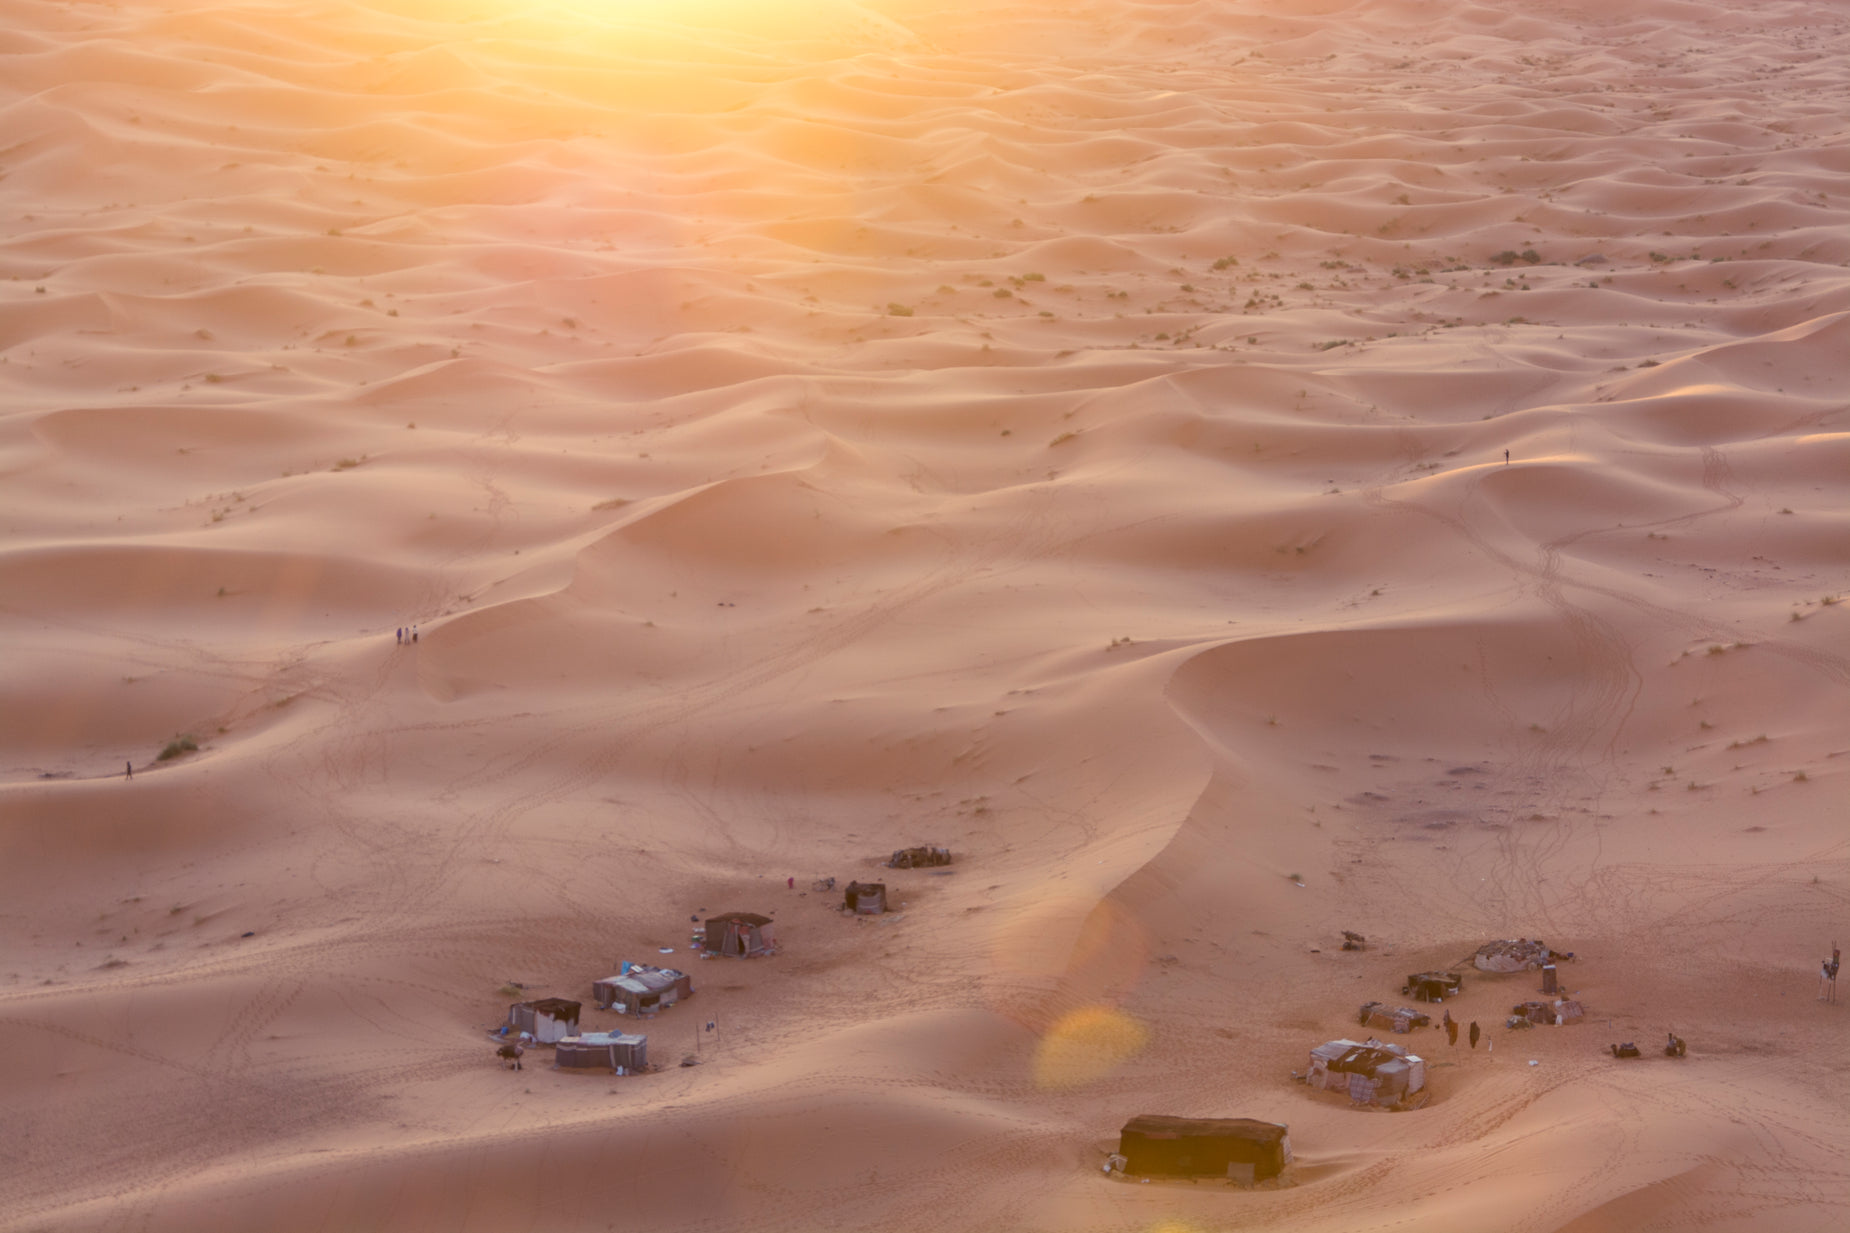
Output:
left=496, top=1041, right=524, bottom=1070
left=125, top=761, right=132, bottom=780
left=1469, top=1020, right=1480, bottom=1049
left=1504, top=449, right=1510, bottom=465
left=397, top=627, right=403, bottom=644
left=1446, top=1017, right=1458, bottom=1047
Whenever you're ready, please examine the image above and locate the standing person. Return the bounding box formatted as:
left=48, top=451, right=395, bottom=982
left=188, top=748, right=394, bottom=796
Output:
left=1469, top=1020, right=1481, bottom=1049
left=397, top=627, right=403, bottom=644
left=1446, top=1017, right=1459, bottom=1047
left=125, top=761, right=132, bottom=780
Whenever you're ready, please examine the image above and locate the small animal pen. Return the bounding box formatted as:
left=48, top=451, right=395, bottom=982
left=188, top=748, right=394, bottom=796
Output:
left=844, top=881, right=887, bottom=914
left=1115, top=1116, right=1292, bottom=1183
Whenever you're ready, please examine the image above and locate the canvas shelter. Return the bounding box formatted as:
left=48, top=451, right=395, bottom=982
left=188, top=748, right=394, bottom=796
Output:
left=1306, top=1038, right=1426, bottom=1107
left=507, top=997, right=581, bottom=1044
left=703, top=912, right=776, bottom=958
left=1403, top=971, right=1463, bottom=1002
left=1475, top=938, right=1556, bottom=972
left=887, top=846, right=951, bottom=869
left=1358, top=1002, right=1431, bottom=1034
left=1116, top=1116, right=1291, bottom=1182
left=593, top=965, right=692, bottom=1016
left=844, top=882, right=887, bottom=914
left=555, top=1031, right=647, bottom=1073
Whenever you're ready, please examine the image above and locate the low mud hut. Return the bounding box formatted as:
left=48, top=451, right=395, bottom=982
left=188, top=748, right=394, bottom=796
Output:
left=1116, top=1116, right=1291, bottom=1182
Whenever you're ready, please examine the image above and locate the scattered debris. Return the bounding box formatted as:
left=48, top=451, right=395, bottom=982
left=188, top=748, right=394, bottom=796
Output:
left=1358, top=1002, right=1431, bottom=1034
left=887, top=845, right=952, bottom=869
left=1474, top=938, right=1558, bottom=972
left=1508, top=998, right=1585, bottom=1027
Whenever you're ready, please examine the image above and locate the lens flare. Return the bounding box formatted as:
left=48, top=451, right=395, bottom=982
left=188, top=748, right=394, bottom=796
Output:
left=1032, top=1005, right=1149, bottom=1091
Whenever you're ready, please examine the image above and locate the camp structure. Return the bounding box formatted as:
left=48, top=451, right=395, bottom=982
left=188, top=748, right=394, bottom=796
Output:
left=592, top=965, right=692, bottom=1016
left=844, top=881, right=887, bottom=915
left=507, top=997, right=581, bottom=1044
left=555, top=1031, right=648, bottom=1074
left=1508, top=998, right=1585, bottom=1027
left=1305, top=1038, right=1426, bottom=1108
left=887, top=845, right=951, bottom=869
left=1358, top=1002, right=1431, bottom=1034
left=703, top=912, right=776, bottom=958
left=1115, top=1116, right=1291, bottom=1183
left=1403, top=970, right=1463, bottom=1002
left=1475, top=938, right=1556, bottom=972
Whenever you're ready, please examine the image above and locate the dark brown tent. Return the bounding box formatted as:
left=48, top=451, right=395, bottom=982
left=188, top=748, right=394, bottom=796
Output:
left=1117, top=1116, right=1291, bottom=1182
left=703, top=912, right=776, bottom=958
left=1403, top=971, right=1463, bottom=1002
left=844, top=882, right=886, bottom=914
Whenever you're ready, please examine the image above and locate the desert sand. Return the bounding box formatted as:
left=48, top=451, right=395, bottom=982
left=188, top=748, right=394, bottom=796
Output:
left=2, top=0, right=1847, bottom=1229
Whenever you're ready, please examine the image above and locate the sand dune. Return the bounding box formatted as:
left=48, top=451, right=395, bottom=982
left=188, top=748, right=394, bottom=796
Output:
left=3, top=0, right=1847, bottom=1229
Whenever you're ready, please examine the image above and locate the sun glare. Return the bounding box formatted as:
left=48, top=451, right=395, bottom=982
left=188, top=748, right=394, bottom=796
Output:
left=370, top=0, right=913, bottom=46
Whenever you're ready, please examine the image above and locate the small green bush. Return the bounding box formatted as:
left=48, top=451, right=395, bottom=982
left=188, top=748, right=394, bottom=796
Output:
left=157, top=735, right=199, bottom=762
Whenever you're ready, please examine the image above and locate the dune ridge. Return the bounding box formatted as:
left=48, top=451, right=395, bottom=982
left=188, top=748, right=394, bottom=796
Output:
left=3, top=0, right=1847, bottom=1230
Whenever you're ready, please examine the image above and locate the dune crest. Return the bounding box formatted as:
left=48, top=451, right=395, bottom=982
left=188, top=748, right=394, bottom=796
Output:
left=3, top=1, right=1847, bottom=1230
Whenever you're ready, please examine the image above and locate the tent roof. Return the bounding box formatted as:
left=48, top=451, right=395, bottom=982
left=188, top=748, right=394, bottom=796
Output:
left=1121, top=1116, right=1287, bottom=1142
left=520, top=998, right=582, bottom=1016
left=708, top=912, right=771, bottom=927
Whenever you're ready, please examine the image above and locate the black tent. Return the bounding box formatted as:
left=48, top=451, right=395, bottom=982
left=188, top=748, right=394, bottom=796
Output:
left=1117, top=1116, right=1291, bottom=1182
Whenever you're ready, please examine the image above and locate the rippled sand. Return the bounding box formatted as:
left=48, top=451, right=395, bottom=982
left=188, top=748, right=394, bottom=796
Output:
left=3, top=1, right=1847, bottom=1230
